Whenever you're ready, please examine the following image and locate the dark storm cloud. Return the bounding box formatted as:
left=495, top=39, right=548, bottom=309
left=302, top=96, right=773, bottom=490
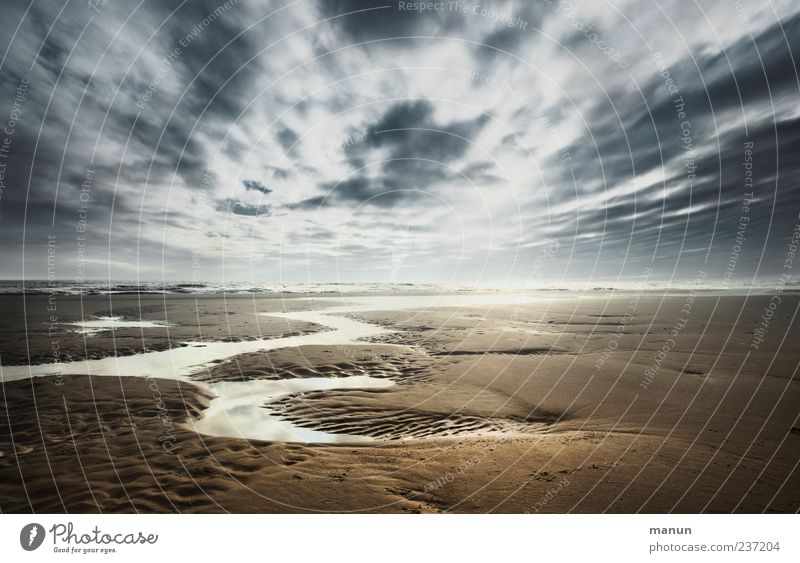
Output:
left=370, top=101, right=487, bottom=160
left=316, top=0, right=444, bottom=43
left=317, top=0, right=538, bottom=49
left=287, top=195, right=327, bottom=210
left=364, top=99, right=434, bottom=140
left=291, top=175, right=409, bottom=209
left=243, top=179, right=273, bottom=194
left=289, top=100, right=491, bottom=209
left=275, top=126, right=300, bottom=152
left=459, top=161, right=506, bottom=184
left=639, top=13, right=800, bottom=126
left=0, top=0, right=272, bottom=277
left=357, top=100, right=490, bottom=162
left=149, top=0, right=265, bottom=123
left=476, top=26, right=523, bottom=56
left=472, top=2, right=546, bottom=62
left=125, top=1, right=272, bottom=188
left=535, top=11, right=800, bottom=275
left=264, top=165, right=289, bottom=179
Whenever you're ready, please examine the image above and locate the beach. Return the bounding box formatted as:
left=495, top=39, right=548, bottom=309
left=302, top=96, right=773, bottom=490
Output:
left=1, top=291, right=799, bottom=513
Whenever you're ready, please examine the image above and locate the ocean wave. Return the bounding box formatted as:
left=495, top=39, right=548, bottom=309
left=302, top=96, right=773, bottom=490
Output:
left=0, top=281, right=448, bottom=296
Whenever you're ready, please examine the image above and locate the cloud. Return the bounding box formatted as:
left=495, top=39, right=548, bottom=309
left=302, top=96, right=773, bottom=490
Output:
left=284, top=100, right=491, bottom=211
left=357, top=100, right=489, bottom=161
left=276, top=126, right=300, bottom=152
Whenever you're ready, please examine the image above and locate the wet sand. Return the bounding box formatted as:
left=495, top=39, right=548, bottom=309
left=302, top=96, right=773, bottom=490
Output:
left=1, top=292, right=799, bottom=513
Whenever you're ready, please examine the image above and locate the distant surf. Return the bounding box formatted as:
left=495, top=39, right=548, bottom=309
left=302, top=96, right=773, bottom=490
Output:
left=0, top=279, right=795, bottom=295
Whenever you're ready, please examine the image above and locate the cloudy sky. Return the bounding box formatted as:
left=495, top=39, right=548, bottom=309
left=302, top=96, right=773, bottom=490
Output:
left=0, top=0, right=799, bottom=287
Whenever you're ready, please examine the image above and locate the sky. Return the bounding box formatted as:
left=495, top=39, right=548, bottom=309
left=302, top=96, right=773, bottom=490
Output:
left=0, top=0, right=799, bottom=287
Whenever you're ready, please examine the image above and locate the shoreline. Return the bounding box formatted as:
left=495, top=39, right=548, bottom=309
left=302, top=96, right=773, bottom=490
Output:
left=1, top=292, right=799, bottom=512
